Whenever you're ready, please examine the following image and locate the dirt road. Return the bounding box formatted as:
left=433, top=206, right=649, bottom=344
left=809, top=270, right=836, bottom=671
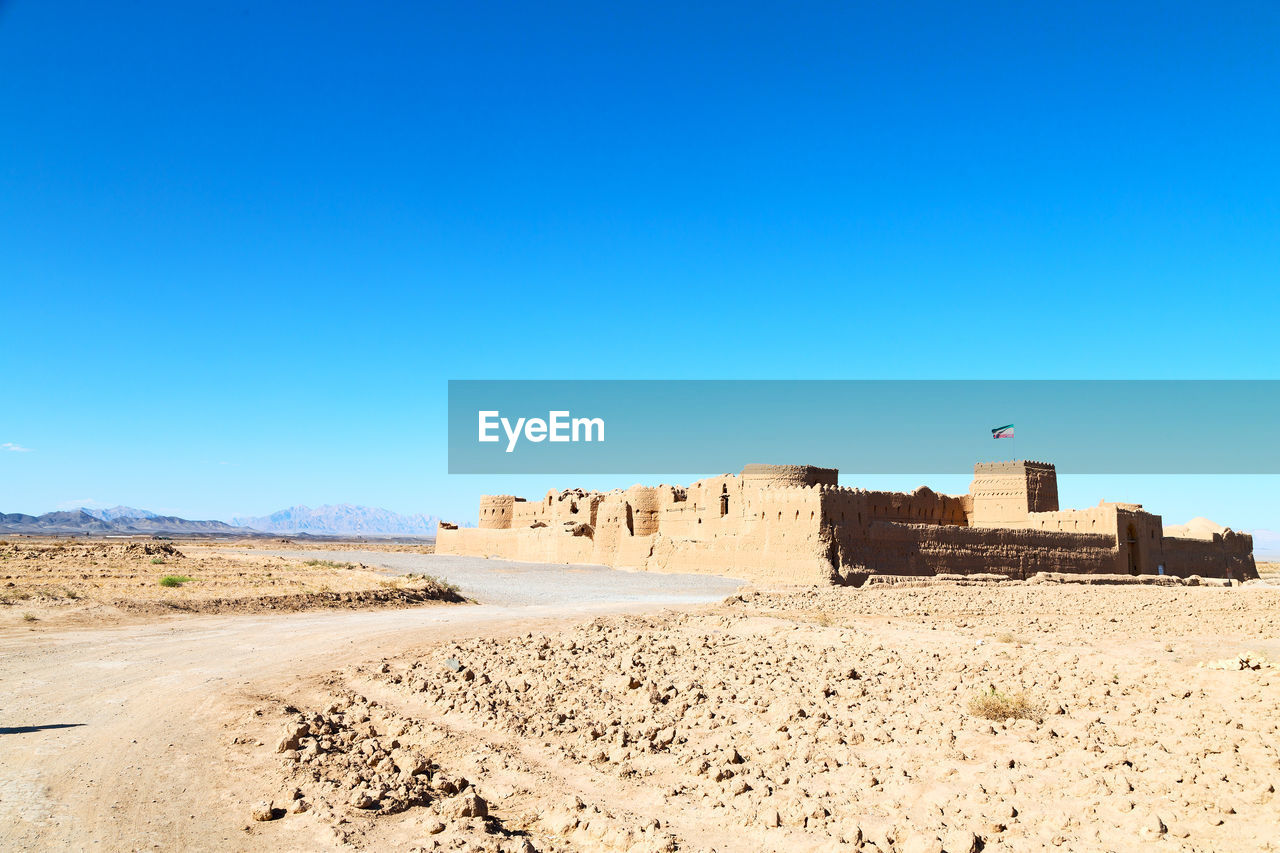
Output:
left=0, top=555, right=742, bottom=851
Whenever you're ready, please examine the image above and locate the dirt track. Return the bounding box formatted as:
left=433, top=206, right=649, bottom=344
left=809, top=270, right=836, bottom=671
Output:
left=0, top=555, right=742, bottom=851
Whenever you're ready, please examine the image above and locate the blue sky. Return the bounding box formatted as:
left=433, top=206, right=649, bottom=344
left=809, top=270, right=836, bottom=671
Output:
left=1, top=1, right=1278, bottom=534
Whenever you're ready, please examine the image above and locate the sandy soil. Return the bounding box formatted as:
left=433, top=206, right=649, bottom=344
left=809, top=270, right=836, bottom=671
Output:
left=272, top=584, right=1278, bottom=853
left=0, top=554, right=740, bottom=852
left=0, top=540, right=459, bottom=630
left=3, top=552, right=1279, bottom=852
left=226, top=539, right=438, bottom=553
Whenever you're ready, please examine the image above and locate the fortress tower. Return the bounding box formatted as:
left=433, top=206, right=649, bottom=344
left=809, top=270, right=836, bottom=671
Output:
left=478, top=495, right=520, bottom=529
left=968, top=460, right=1059, bottom=527
left=740, top=464, right=838, bottom=488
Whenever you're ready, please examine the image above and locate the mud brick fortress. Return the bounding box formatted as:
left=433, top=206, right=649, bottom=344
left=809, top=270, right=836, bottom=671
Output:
left=436, top=462, right=1256, bottom=585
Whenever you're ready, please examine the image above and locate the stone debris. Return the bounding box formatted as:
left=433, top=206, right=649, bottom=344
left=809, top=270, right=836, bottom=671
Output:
left=362, top=585, right=1280, bottom=851
left=1203, top=652, right=1274, bottom=671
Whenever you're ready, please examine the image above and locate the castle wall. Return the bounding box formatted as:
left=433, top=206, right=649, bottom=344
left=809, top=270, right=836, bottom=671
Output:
left=831, top=522, right=1118, bottom=580
left=1162, top=531, right=1256, bottom=580
left=436, top=525, right=596, bottom=564
left=819, top=485, right=969, bottom=529
left=1022, top=503, right=1164, bottom=574
left=439, top=461, right=1256, bottom=586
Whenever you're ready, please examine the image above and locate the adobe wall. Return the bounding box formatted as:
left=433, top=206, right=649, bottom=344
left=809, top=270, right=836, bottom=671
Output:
left=1162, top=531, right=1256, bottom=580
left=1023, top=503, right=1164, bottom=574
left=820, top=485, right=969, bottom=529
left=645, top=484, right=833, bottom=584
left=827, top=522, right=1118, bottom=581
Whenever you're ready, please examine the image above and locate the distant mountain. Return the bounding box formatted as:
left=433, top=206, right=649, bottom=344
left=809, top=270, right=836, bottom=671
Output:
left=0, top=510, right=251, bottom=537
left=81, top=505, right=160, bottom=522
left=0, top=510, right=117, bottom=535
left=232, top=504, right=443, bottom=536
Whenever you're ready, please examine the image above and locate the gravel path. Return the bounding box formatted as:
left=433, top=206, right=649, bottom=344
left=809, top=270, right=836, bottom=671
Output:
left=249, top=550, right=746, bottom=607
left=0, top=553, right=742, bottom=851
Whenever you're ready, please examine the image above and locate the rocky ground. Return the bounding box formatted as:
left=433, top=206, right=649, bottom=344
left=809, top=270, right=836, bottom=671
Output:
left=236, top=581, right=1280, bottom=852
left=0, top=539, right=460, bottom=628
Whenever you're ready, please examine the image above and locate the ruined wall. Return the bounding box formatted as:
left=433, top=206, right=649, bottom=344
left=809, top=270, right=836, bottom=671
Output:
left=510, top=489, right=601, bottom=529
left=969, top=461, right=1060, bottom=527
left=829, top=522, right=1118, bottom=581
left=646, top=484, right=832, bottom=584
left=1162, top=531, right=1257, bottom=580
left=820, top=485, right=969, bottom=529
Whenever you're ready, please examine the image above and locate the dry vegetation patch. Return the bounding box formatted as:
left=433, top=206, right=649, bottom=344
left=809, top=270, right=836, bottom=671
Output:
left=967, top=687, right=1044, bottom=723
left=0, top=539, right=461, bottom=624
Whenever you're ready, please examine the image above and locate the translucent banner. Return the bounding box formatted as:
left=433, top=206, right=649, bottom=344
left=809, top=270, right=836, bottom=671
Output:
left=447, top=380, right=1280, bottom=474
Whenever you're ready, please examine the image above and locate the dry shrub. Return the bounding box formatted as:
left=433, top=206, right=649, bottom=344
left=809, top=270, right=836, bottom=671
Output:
left=968, top=686, right=1044, bottom=723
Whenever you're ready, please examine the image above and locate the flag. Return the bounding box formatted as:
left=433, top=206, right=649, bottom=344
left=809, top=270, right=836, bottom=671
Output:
left=992, top=424, right=1014, bottom=439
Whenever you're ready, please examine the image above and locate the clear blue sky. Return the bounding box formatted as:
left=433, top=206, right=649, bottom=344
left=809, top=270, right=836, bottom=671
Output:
left=1, top=1, right=1277, bottom=534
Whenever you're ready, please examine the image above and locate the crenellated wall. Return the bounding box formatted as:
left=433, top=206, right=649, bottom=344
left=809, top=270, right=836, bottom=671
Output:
left=434, top=460, right=1258, bottom=584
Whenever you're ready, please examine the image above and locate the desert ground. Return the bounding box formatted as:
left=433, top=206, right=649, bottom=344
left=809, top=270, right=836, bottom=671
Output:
left=1, top=544, right=1278, bottom=852
left=0, top=539, right=457, bottom=630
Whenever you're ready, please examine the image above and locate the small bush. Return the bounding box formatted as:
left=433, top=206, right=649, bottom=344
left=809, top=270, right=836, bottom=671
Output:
left=22, top=612, right=37, bottom=622
left=158, top=575, right=194, bottom=587
left=968, top=686, right=1044, bottom=723
left=404, top=573, right=463, bottom=601
left=994, top=632, right=1019, bottom=644
left=305, top=559, right=357, bottom=570
left=150, top=557, right=166, bottom=565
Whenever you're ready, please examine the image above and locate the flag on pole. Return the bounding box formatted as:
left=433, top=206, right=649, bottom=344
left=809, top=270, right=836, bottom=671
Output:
left=991, top=424, right=1015, bottom=439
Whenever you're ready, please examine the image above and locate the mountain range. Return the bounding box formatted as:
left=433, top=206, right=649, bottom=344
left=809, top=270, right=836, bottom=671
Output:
left=2, top=503, right=454, bottom=538
left=0, top=510, right=248, bottom=537
left=231, top=504, right=443, bottom=536
left=82, top=505, right=161, bottom=522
